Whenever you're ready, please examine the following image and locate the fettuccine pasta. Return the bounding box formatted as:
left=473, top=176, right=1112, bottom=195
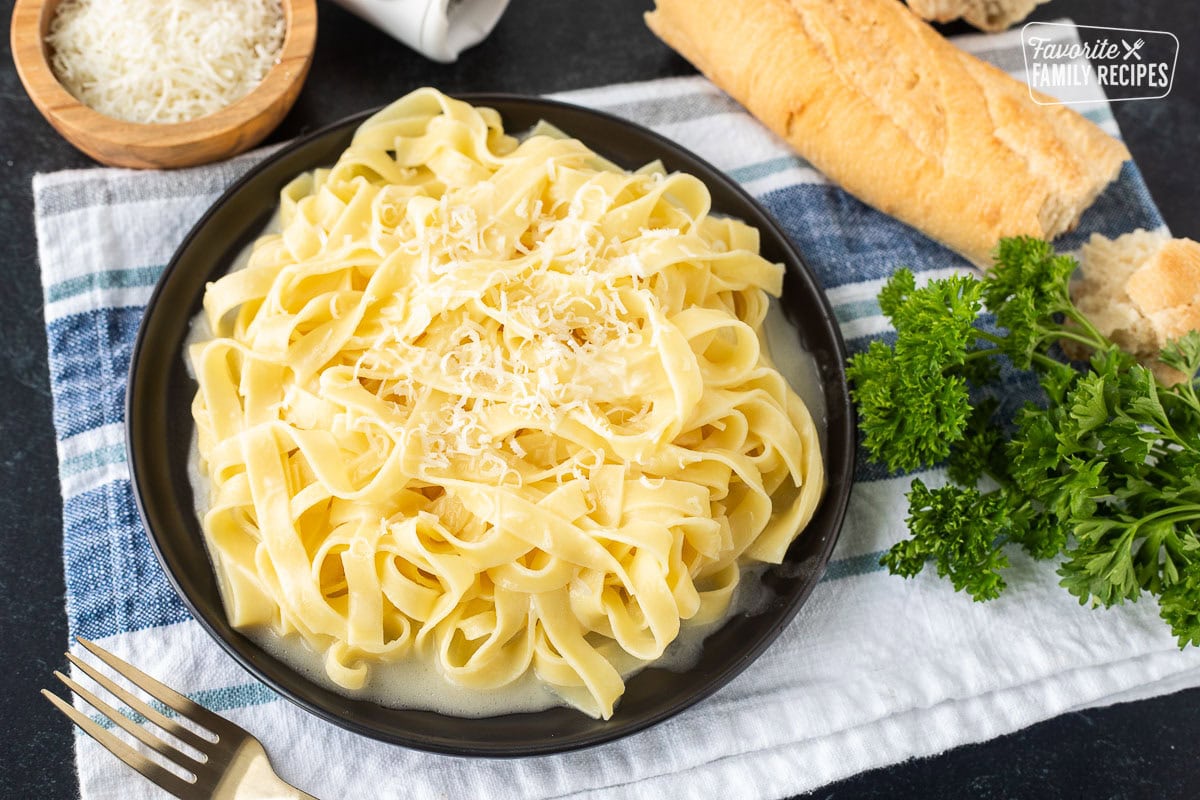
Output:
left=190, top=88, right=824, bottom=719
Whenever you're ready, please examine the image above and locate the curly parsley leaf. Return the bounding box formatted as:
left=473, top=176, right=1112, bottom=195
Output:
left=846, top=269, right=986, bottom=473
left=1161, top=546, right=1200, bottom=647
left=882, top=479, right=1011, bottom=601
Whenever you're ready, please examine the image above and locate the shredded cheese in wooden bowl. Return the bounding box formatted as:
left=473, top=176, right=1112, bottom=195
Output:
left=46, top=0, right=286, bottom=124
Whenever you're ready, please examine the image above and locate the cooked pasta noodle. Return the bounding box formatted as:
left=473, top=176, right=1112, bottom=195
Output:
left=190, top=88, right=824, bottom=719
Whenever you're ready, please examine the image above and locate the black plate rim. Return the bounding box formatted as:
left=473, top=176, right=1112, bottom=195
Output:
left=125, top=92, right=857, bottom=757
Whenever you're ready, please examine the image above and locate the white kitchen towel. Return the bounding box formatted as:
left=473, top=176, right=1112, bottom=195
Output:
left=34, top=22, right=1200, bottom=800
left=329, top=0, right=511, bottom=62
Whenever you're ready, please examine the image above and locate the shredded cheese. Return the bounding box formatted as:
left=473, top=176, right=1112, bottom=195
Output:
left=47, top=0, right=286, bottom=124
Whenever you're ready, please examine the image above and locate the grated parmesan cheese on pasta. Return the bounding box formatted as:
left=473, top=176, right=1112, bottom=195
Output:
left=47, top=0, right=286, bottom=124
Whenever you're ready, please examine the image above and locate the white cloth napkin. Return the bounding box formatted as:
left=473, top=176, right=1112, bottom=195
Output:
left=329, top=0, right=511, bottom=62
left=33, top=22, right=1200, bottom=800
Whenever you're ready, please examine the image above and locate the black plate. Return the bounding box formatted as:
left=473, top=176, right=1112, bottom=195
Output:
left=126, top=94, right=856, bottom=756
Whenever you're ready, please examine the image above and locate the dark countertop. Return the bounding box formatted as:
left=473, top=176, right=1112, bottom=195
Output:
left=2, top=1, right=1198, bottom=798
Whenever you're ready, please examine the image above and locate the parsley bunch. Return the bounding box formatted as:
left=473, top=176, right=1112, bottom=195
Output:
left=847, top=237, right=1200, bottom=645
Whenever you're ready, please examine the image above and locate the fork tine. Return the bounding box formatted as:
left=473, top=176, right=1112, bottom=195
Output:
left=75, top=637, right=235, bottom=738
left=65, top=651, right=212, bottom=753
left=42, top=689, right=200, bottom=799
left=54, top=669, right=203, bottom=767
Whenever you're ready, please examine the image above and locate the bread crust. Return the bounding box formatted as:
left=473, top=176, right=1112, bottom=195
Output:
left=645, top=0, right=1129, bottom=266
left=906, top=0, right=1046, bottom=32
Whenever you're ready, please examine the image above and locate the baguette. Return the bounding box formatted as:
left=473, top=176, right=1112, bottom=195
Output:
left=1073, top=230, right=1200, bottom=384
left=906, top=0, right=1048, bottom=32
left=645, top=0, right=1129, bottom=267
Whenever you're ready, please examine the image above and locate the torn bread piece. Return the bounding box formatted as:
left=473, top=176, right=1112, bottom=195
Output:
left=1073, top=230, right=1200, bottom=384
left=645, top=0, right=1129, bottom=267
left=906, top=0, right=1048, bottom=32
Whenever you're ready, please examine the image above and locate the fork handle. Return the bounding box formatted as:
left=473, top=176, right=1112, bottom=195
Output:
left=230, top=750, right=319, bottom=800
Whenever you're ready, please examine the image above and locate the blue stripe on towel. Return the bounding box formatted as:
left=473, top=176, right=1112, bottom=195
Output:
left=86, top=682, right=282, bottom=734
left=46, top=307, right=142, bottom=440
left=45, top=266, right=165, bottom=304
left=62, top=480, right=192, bottom=640
left=760, top=185, right=973, bottom=289
left=822, top=551, right=889, bottom=582
left=1054, top=161, right=1165, bottom=249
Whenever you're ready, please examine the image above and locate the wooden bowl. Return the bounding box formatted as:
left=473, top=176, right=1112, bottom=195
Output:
left=10, top=0, right=317, bottom=169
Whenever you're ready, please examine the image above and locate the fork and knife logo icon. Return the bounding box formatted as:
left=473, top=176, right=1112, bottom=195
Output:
left=1122, top=38, right=1145, bottom=61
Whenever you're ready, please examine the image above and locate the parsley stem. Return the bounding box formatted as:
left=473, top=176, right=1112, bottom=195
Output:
left=1058, top=306, right=1110, bottom=348
left=1169, top=380, right=1200, bottom=416
left=1150, top=412, right=1197, bottom=452
left=1045, top=327, right=1107, bottom=351
left=1029, top=352, right=1062, bottom=371
left=1148, top=460, right=1182, bottom=484
left=975, top=330, right=1006, bottom=347
left=1127, top=504, right=1200, bottom=533
left=962, top=344, right=1004, bottom=363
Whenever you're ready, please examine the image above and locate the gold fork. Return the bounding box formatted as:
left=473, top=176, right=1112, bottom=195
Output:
left=43, top=637, right=317, bottom=799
